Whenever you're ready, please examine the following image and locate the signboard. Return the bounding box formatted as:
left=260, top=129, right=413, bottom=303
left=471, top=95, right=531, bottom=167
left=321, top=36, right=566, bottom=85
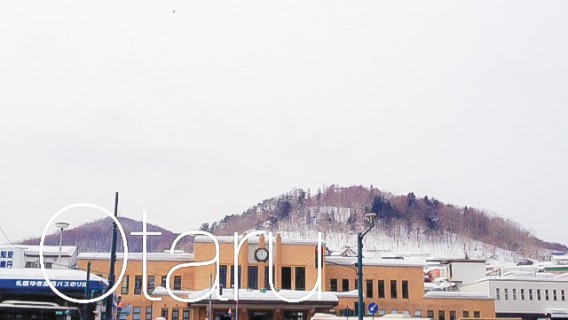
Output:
left=367, top=302, right=379, bottom=315
left=0, top=246, right=25, bottom=269
left=0, top=279, right=106, bottom=296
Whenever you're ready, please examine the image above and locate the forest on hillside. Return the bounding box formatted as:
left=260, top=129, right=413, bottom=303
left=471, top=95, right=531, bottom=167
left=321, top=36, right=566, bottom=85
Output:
left=207, top=185, right=566, bottom=258
left=21, top=217, right=189, bottom=253
left=20, top=186, right=566, bottom=258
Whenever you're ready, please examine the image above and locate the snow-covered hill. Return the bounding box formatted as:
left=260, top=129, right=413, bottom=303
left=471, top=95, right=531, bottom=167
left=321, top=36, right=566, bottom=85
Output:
left=210, top=185, right=566, bottom=261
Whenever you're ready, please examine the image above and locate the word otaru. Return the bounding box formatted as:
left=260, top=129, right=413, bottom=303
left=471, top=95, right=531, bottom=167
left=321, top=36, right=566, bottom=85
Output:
left=39, top=204, right=324, bottom=304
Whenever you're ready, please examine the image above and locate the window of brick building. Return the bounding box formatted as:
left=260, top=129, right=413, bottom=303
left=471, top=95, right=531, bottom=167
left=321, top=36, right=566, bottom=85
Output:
left=219, top=265, right=228, bottom=288
left=378, top=280, right=385, bottom=298
left=281, top=267, right=292, bottom=290
left=174, top=276, right=182, bottom=290
left=134, top=275, right=142, bottom=295
left=231, top=266, right=241, bottom=288
left=121, top=275, right=129, bottom=295
left=133, top=307, right=141, bottom=320
left=264, top=266, right=274, bottom=289
left=148, top=275, right=155, bottom=292
left=390, top=280, right=397, bottom=299
left=330, top=279, right=338, bottom=291
left=402, top=280, right=409, bottom=299
left=145, top=306, right=152, bottom=320
left=248, top=266, right=259, bottom=289
left=342, top=279, right=350, bottom=292
left=366, top=280, right=373, bottom=298
left=295, top=267, right=305, bottom=290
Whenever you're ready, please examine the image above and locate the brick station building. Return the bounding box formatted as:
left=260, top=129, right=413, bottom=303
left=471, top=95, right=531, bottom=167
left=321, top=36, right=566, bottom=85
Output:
left=77, top=234, right=495, bottom=320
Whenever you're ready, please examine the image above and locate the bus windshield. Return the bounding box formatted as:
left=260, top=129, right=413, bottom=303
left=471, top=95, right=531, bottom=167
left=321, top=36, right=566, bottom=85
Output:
left=0, top=302, right=81, bottom=320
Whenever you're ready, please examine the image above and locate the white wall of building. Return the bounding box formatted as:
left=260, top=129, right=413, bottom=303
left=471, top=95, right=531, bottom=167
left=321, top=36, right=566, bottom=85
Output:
left=448, top=261, right=486, bottom=287
left=462, top=276, right=568, bottom=315
left=0, top=245, right=77, bottom=269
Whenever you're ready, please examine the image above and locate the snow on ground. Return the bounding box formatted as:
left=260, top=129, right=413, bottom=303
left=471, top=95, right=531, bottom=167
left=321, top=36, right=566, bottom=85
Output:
left=277, top=224, right=522, bottom=263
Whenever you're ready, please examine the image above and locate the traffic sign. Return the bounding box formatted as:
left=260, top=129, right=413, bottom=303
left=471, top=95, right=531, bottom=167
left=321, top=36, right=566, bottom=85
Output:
left=367, top=302, right=379, bottom=315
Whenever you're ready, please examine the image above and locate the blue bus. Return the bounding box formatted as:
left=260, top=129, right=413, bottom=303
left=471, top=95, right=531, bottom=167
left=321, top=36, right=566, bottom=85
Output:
left=0, top=269, right=115, bottom=320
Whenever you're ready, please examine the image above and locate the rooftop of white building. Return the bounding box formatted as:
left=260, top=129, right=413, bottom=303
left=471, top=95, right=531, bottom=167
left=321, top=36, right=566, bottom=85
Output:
left=424, top=291, right=493, bottom=300
left=0, top=267, right=108, bottom=285
left=471, top=271, right=568, bottom=283
left=0, top=244, right=77, bottom=257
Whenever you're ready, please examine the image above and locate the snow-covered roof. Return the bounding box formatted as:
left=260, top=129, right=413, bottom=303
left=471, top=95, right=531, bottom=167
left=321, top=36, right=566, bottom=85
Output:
left=152, top=286, right=194, bottom=296
left=329, top=290, right=359, bottom=298
left=0, top=245, right=77, bottom=257
left=180, top=288, right=339, bottom=304
left=424, top=282, right=454, bottom=291
left=326, top=256, right=423, bottom=268
left=153, top=286, right=354, bottom=301
left=428, top=258, right=486, bottom=264
left=194, top=235, right=324, bottom=246
left=552, top=255, right=568, bottom=261
left=472, top=272, right=568, bottom=284
left=330, top=247, right=357, bottom=257
left=78, top=252, right=194, bottom=262
left=424, top=291, right=492, bottom=300
left=0, top=268, right=108, bottom=285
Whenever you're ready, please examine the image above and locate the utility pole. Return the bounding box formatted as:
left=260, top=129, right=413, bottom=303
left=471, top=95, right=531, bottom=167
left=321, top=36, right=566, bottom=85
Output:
left=358, top=213, right=377, bottom=320
left=106, top=192, right=119, bottom=320
left=84, top=262, right=91, bottom=320
left=357, top=232, right=364, bottom=320
left=208, top=274, right=212, bottom=320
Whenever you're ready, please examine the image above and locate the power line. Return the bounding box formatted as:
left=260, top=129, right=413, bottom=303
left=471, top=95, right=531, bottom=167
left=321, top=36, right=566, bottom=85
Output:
left=0, top=223, right=13, bottom=244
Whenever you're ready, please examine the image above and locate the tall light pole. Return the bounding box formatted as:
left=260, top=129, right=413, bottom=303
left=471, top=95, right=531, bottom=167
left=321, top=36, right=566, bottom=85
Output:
left=55, top=222, right=69, bottom=265
left=106, top=192, right=119, bottom=320
left=358, top=212, right=377, bottom=320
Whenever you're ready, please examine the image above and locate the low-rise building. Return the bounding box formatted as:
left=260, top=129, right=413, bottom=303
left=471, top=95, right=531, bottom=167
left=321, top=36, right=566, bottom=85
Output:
left=325, top=256, right=494, bottom=318
left=77, top=234, right=495, bottom=320
left=461, top=271, right=568, bottom=320
left=0, top=244, right=77, bottom=269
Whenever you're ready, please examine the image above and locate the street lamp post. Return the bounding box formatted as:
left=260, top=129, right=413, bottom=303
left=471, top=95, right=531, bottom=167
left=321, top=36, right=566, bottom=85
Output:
left=357, top=213, right=377, bottom=320
left=55, top=222, right=69, bottom=265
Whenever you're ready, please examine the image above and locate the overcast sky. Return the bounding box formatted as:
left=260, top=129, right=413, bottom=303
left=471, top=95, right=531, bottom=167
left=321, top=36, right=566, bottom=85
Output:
left=1, top=1, right=567, bottom=245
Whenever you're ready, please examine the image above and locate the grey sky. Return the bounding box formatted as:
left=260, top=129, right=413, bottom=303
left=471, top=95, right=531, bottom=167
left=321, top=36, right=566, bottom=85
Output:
left=1, top=1, right=567, bottom=245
